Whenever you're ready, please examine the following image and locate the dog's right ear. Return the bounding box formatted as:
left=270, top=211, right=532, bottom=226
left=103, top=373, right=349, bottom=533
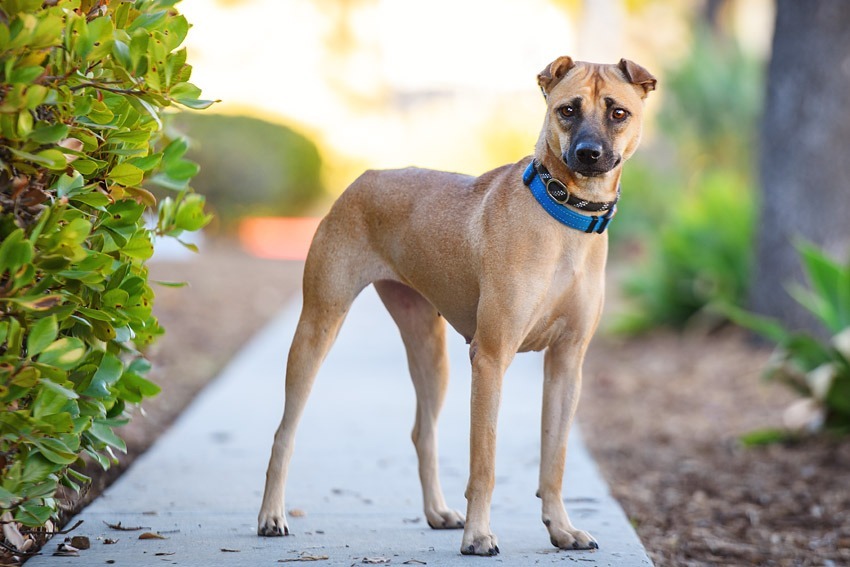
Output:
left=537, top=56, right=575, bottom=99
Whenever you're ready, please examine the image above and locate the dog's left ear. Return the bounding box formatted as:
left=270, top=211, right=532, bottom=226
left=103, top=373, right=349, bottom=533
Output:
left=618, top=59, right=657, bottom=97
left=537, top=56, right=575, bottom=99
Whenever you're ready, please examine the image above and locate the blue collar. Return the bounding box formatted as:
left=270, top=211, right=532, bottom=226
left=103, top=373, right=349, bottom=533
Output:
left=522, top=160, right=618, bottom=234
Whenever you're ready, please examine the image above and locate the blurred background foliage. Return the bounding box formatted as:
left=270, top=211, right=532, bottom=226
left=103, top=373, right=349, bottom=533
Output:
left=612, top=25, right=763, bottom=334
left=172, top=0, right=775, bottom=335
left=170, top=113, right=325, bottom=228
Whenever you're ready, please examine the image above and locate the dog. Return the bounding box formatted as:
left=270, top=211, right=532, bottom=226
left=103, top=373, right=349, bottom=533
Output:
left=258, top=56, right=656, bottom=556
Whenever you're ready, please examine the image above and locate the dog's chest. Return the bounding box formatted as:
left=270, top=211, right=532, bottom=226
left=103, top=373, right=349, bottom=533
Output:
left=518, top=252, right=606, bottom=352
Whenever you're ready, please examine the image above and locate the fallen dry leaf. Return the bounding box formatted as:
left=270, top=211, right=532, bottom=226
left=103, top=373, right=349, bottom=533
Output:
left=221, top=548, right=241, bottom=552
left=2, top=512, right=26, bottom=551
left=69, top=536, right=90, bottom=550
left=288, top=508, right=306, bottom=517
left=53, top=543, right=79, bottom=557
left=362, top=558, right=391, bottom=564
left=103, top=538, right=119, bottom=545
left=58, top=138, right=84, bottom=163
left=278, top=554, right=329, bottom=562
left=138, top=532, right=168, bottom=540
left=103, top=521, right=149, bottom=531
left=155, top=552, right=176, bottom=556
left=403, top=561, right=427, bottom=565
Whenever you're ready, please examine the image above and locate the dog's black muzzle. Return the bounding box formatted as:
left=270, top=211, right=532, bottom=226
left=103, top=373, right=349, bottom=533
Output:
left=563, top=138, right=620, bottom=177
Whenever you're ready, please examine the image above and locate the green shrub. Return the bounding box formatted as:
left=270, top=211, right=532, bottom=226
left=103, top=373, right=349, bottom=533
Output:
left=172, top=112, right=325, bottom=227
left=616, top=169, right=755, bottom=333
left=726, top=242, right=850, bottom=436
left=612, top=27, right=762, bottom=333
left=657, top=28, right=763, bottom=172
left=0, top=0, right=211, bottom=529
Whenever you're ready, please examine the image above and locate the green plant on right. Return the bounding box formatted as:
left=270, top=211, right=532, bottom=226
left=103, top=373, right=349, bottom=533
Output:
left=725, top=241, right=850, bottom=436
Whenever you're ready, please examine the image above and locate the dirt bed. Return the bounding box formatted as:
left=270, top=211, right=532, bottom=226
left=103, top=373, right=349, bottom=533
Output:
left=581, top=332, right=850, bottom=566
left=16, top=242, right=849, bottom=566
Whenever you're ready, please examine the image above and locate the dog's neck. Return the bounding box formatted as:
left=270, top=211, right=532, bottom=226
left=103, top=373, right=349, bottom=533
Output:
left=534, top=148, right=622, bottom=207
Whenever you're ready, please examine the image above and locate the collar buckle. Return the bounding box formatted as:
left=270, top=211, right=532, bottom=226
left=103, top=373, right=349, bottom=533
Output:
left=544, top=177, right=570, bottom=204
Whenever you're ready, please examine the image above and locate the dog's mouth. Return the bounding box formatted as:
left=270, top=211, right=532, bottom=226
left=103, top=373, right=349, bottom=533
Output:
left=563, top=152, right=621, bottom=178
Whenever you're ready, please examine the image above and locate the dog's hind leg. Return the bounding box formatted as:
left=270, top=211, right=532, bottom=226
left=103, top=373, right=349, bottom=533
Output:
left=258, top=228, right=373, bottom=537
left=375, top=280, right=465, bottom=530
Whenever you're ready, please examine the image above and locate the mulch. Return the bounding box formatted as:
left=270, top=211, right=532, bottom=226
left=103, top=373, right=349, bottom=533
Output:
left=4, top=241, right=849, bottom=566
left=580, top=331, right=850, bottom=566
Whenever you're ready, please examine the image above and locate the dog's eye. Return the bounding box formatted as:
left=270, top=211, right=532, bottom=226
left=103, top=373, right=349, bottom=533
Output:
left=611, top=108, right=628, bottom=121
left=558, top=106, right=575, bottom=119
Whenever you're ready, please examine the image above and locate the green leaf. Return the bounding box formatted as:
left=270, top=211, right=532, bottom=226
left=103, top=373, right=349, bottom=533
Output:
left=21, top=454, right=56, bottom=484
left=10, top=65, right=44, bottom=84
left=73, top=159, right=104, bottom=175
left=36, top=149, right=69, bottom=171
left=0, top=229, right=33, bottom=274
left=83, top=353, right=124, bottom=398
left=2, top=294, right=64, bottom=311
left=107, top=162, right=145, bottom=187
left=12, top=366, right=41, bottom=388
left=32, top=383, right=73, bottom=419
left=783, top=334, right=833, bottom=373
left=33, top=438, right=78, bottom=465
left=174, top=194, right=211, bottom=231
left=88, top=100, right=115, bottom=124
left=7, top=147, right=65, bottom=169
left=127, top=10, right=168, bottom=33
left=54, top=172, right=86, bottom=198
left=120, top=372, right=161, bottom=400
left=30, top=123, right=70, bottom=144
left=88, top=421, right=127, bottom=452
left=111, top=39, right=132, bottom=69
left=826, top=373, right=850, bottom=417
left=70, top=192, right=111, bottom=209
left=37, top=337, right=86, bottom=370
left=153, top=280, right=188, bottom=288
left=128, top=153, right=162, bottom=172
left=123, top=232, right=154, bottom=260
left=175, top=97, right=217, bottom=110
left=39, top=378, right=80, bottom=401
left=739, top=428, right=794, bottom=447
left=164, top=157, right=200, bottom=181
left=718, top=301, right=789, bottom=345
left=27, top=315, right=58, bottom=357
left=15, top=504, right=53, bottom=527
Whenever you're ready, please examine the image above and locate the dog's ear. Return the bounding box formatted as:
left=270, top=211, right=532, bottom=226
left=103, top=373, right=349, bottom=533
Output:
left=618, top=59, right=657, bottom=97
left=537, top=56, right=575, bottom=99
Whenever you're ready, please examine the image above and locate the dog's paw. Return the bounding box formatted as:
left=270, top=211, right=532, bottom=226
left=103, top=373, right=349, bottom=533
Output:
left=547, top=526, right=597, bottom=550
left=460, top=532, right=500, bottom=556
left=425, top=507, right=465, bottom=530
left=257, top=510, right=290, bottom=537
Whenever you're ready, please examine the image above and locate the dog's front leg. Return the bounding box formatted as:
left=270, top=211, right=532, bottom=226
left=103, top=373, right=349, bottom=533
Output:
left=460, top=343, right=511, bottom=556
left=538, top=341, right=598, bottom=550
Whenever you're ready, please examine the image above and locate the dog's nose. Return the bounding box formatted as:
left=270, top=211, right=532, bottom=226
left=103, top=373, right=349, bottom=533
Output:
left=575, top=142, right=603, bottom=165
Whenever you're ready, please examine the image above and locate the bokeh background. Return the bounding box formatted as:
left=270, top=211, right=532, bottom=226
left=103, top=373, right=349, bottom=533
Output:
left=119, top=2, right=850, bottom=565
left=173, top=0, right=770, bottom=218
left=162, top=0, right=786, bottom=337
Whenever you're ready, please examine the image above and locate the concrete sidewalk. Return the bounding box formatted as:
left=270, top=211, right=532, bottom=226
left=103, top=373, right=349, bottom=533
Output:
left=29, top=287, right=651, bottom=566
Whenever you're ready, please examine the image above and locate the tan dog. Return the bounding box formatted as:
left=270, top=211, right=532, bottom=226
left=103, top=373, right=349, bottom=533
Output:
left=258, top=56, right=656, bottom=556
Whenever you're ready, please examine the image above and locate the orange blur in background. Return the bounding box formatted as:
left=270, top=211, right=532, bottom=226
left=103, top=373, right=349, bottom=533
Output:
left=238, top=217, right=323, bottom=261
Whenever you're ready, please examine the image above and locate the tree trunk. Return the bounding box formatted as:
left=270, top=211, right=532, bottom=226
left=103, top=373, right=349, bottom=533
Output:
left=751, top=0, right=850, bottom=333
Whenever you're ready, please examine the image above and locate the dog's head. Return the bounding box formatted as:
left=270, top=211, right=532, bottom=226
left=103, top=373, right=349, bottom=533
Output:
left=537, top=57, right=656, bottom=178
